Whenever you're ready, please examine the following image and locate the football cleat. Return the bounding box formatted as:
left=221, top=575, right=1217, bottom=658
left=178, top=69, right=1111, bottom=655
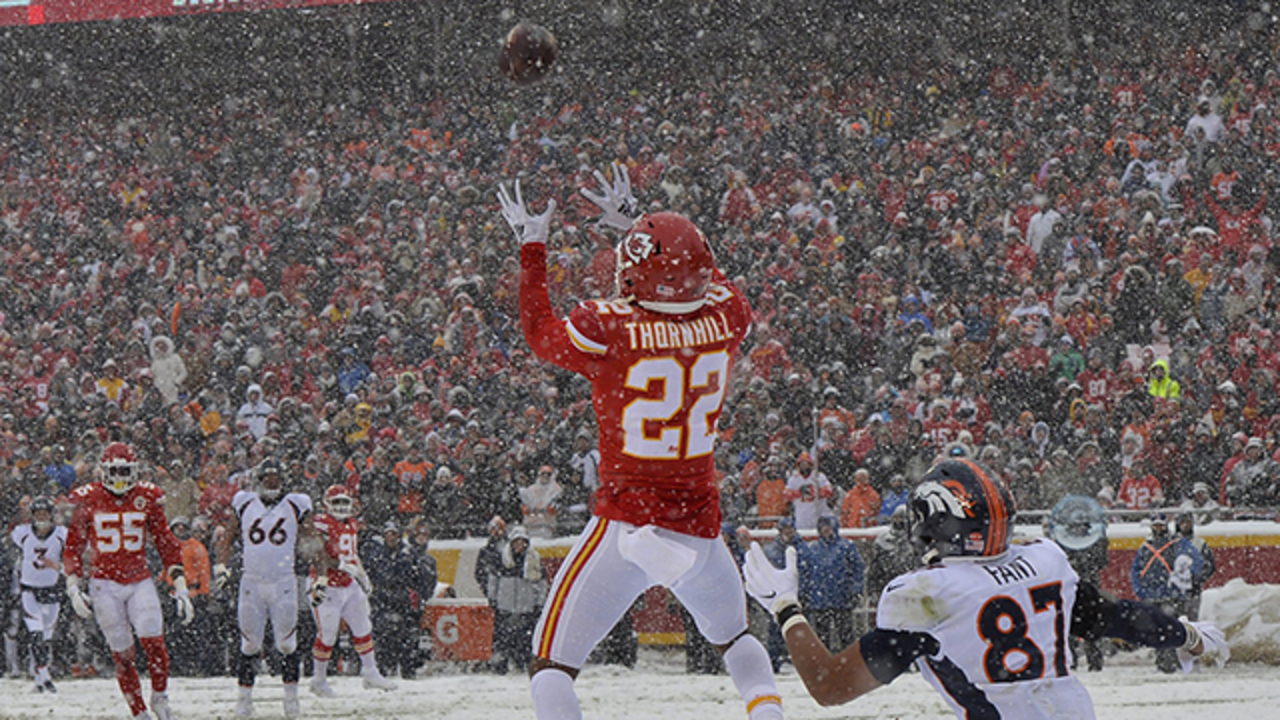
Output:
left=362, top=673, right=398, bottom=691
left=151, top=691, right=173, bottom=720
left=42, top=680, right=56, bottom=693
left=283, top=696, right=301, bottom=718
left=235, top=695, right=254, bottom=717
left=309, top=677, right=336, bottom=698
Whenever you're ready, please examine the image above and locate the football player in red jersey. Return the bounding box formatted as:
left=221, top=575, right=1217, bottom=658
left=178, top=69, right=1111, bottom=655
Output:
left=307, top=484, right=397, bottom=697
left=64, top=442, right=194, bottom=720
left=500, top=165, right=783, bottom=720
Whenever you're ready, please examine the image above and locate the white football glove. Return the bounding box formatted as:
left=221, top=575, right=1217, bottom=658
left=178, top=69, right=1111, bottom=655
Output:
left=170, top=570, right=195, bottom=626
left=309, top=576, right=329, bottom=607
left=743, top=542, right=800, bottom=618
left=66, top=576, right=94, bottom=619
left=1178, top=618, right=1230, bottom=672
left=339, top=561, right=373, bottom=595
left=497, top=180, right=557, bottom=246
left=213, top=563, right=232, bottom=594
left=579, top=162, right=639, bottom=231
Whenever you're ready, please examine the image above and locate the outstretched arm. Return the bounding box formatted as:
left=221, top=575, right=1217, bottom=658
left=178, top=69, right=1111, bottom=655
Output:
left=742, top=542, right=932, bottom=706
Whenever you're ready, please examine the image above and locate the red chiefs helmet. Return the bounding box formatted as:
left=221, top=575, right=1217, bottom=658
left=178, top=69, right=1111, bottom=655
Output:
left=616, top=213, right=717, bottom=315
left=99, top=442, right=138, bottom=495
left=323, top=484, right=354, bottom=520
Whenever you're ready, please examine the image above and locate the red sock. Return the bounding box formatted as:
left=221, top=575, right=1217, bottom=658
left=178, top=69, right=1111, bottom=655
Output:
left=112, top=648, right=147, bottom=717
left=138, top=636, right=170, bottom=694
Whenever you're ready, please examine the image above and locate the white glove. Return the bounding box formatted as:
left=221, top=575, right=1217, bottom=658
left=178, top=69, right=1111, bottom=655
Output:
left=66, top=576, right=94, bottom=619
left=497, top=180, right=557, bottom=246
left=339, top=561, right=372, bottom=595
left=310, top=576, right=329, bottom=607
left=171, top=573, right=195, bottom=626
left=579, top=162, right=639, bottom=231
left=1178, top=618, right=1230, bottom=672
left=213, top=563, right=231, bottom=594
left=743, top=542, right=800, bottom=618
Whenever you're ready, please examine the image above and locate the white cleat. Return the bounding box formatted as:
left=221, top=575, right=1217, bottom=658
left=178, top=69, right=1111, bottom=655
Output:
left=309, top=677, right=335, bottom=698
left=362, top=673, right=398, bottom=691
left=235, top=695, right=254, bottom=717
left=151, top=691, right=173, bottom=720
left=283, top=696, right=301, bottom=718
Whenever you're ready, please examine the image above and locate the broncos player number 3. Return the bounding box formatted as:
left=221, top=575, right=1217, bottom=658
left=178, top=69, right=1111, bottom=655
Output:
left=621, top=350, right=728, bottom=460
left=978, top=581, right=1067, bottom=683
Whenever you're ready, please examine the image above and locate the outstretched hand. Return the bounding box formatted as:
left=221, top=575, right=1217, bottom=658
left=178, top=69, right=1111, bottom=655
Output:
left=742, top=542, right=800, bottom=618
left=580, top=162, right=639, bottom=231
left=497, top=180, right=557, bottom=246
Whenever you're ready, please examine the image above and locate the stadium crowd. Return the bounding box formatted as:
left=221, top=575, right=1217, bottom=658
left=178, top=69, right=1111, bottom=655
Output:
left=1, top=9, right=1278, bottom=681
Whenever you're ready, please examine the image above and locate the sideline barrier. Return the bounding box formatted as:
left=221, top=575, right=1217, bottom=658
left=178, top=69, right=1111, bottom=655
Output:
left=424, top=521, right=1280, bottom=646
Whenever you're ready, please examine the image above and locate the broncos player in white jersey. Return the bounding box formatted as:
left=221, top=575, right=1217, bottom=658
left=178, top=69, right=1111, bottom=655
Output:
left=10, top=496, right=66, bottom=693
left=215, top=458, right=321, bottom=718
left=744, top=459, right=1230, bottom=720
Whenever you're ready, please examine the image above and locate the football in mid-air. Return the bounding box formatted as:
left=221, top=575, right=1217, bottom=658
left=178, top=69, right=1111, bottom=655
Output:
left=498, top=22, right=558, bottom=84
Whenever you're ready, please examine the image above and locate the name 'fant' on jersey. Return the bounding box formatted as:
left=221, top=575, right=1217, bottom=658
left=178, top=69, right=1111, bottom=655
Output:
left=877, top=539, right=1097, bottom=720
left=233, top=490, right=313, bottom=579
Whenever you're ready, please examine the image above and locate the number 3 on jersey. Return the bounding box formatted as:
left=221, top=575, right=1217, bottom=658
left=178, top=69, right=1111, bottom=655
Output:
left=622, top=351, right=728, bottom=460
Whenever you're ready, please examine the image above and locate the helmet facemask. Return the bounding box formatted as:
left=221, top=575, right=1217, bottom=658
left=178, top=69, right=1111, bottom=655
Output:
left=325, top=494, right=354, bottom=520
left=103, top=463, right=136, bottom=495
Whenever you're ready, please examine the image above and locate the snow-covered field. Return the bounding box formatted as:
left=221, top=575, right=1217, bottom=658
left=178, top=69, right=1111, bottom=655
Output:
left=1, top=649, right=1275, bottom=720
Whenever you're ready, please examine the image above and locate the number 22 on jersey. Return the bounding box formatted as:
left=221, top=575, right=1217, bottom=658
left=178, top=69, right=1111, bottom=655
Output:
left=621, top=350, right=728, bottom=460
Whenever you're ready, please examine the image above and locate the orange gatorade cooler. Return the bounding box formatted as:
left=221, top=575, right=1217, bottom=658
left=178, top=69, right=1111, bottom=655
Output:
left=423, top=598, right=495, bottom=661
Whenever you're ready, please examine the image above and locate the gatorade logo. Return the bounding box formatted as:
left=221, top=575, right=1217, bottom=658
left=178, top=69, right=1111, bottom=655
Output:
left=435, top=614, right=459, bottom=645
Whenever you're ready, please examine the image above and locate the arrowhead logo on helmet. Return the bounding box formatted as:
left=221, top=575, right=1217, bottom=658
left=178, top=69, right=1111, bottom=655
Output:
left=615, top=213, right=717, bottom=315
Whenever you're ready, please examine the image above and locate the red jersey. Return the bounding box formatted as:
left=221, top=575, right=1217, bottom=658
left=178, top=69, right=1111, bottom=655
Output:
left=520, top=244, right=753, bottom=538
left=312, top=513, right=361, bottom=588
left=64, top=482, right=182, bottom=584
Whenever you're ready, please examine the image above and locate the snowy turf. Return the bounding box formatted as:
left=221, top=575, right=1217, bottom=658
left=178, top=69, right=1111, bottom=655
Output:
left=1, top=648, right=1273, bottom=720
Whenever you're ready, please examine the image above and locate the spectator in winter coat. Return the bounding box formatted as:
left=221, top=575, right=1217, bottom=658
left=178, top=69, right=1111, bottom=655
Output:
left=797, top=516, right=865, bottom=652
left=1147, top=358, right=1181, bottom=402
left=1131, top=513, right=1205, bottom=672
left=235, top=384, right=272, bottom=440
left=839, top=468, right=881, bottom=529
left=877, top=473, right=910, bottom=521
left=490, top=525, right=546, bottom=674
left=784, top=453, right=835, bottom=530
left=1175, top=512, right=1216, bottom=624
left=149, top=335, right=188, bottom=405
left=1225, top=436, right=1280, bottom=507
left=1178, top=482, right=1220, bottom=525
left=866, top=505, right=916, bottom=600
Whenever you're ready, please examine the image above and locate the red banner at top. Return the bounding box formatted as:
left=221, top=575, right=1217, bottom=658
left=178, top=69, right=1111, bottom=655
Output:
left=0, top=0, right=411, bottom=27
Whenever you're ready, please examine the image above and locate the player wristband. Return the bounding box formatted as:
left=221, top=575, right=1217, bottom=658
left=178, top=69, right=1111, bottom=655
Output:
left=776, top=603, right=807, bottom=634
left=1180, top=619, right=1201, bottom=651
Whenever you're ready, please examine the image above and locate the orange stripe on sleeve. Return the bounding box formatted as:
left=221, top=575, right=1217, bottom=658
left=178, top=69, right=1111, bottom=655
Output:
left=537, top=519, right=610, bottom=658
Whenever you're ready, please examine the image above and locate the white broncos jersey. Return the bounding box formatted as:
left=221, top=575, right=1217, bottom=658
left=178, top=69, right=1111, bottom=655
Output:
left=11, top=524, right=67, bottom=588
left=233, top=490, right=313, bottom=580
left=877, top=539, right=1096, bottom=720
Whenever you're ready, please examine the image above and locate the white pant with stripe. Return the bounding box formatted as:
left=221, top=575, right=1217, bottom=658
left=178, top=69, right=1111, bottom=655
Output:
left=89, top=577, right=163, bottom=653
left=533, top=517, right=748, bottom=667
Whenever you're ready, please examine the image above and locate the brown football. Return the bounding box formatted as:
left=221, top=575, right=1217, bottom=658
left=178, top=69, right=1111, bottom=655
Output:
left=498, top=23, right=558, bottom=84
